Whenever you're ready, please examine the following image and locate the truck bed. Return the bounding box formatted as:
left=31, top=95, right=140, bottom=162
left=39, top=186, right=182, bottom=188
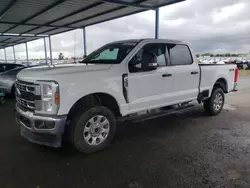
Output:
left=199, top=64, right=236, bottom=96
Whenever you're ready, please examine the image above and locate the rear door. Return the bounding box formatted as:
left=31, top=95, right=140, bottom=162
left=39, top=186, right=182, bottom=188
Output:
left=163, top=43, right=200, bottom=103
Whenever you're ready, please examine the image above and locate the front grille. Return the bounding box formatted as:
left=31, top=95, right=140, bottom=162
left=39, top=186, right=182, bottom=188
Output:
left=16, top=97, right=35, bottom=110
left=16, top=80, right=40, bottom=111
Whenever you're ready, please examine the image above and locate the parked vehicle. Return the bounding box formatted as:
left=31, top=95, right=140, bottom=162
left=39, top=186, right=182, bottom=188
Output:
left=16, top=39, right=238, bottom=154
left=22, top=62, right=33, bottom=67
left=0, top=63, right=24, bottom=73
left=0, top=67, right=25, bottom=97
left=236, top=59, right=244, bottom=69
left=247, top=62, right=250, bottom=70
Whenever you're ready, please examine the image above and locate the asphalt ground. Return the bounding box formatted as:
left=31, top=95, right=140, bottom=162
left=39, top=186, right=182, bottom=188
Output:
left=1, top=74, right=250, bottom=188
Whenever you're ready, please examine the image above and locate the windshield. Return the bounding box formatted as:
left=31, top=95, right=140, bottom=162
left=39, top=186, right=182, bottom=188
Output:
left=82, top=42, right=138, bottom=64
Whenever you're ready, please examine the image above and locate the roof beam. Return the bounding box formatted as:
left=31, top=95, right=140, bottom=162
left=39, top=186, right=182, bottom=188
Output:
left=134, top=0, right=148, bottom=3
left=0, top=21, right=79, bottom=29
left=153, top=0, right=186, bottom=8
left=20, top=2, right=104, bottom=34
left=0, top=34, right=47, bottom=38
left=0, top=0, right=18, bottom=19
left=3, top=0, right=67, bottom=33
left=100, top=0, right=153, bottom=9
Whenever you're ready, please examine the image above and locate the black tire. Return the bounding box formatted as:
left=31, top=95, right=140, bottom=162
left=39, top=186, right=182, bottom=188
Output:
left=203, top=88, right=225, bottom=116
left=68, top=106, right=116, bottom=154
left=11, top=85, right=15, bottom=98
left=0, top=97, right=4, bottom=105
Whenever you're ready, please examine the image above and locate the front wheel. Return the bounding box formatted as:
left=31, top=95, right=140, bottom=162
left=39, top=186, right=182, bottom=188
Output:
left=203, top=88, right=225, bottom=116
left=69, top=106, right=116, bottom=154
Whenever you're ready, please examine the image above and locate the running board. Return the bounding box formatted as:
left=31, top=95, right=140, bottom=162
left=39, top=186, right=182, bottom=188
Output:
left=117, top=103, right=196, bottom=123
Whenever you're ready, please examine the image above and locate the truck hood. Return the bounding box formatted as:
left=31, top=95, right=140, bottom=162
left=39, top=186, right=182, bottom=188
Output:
left=17, top=63, right=112, bottom=82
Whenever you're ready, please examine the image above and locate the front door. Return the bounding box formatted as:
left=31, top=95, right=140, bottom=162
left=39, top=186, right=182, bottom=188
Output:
left=127, top=43, right=173, bottom=113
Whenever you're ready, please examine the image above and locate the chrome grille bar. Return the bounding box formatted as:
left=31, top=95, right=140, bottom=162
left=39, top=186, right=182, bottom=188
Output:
left=16, top=80, right=38, bottom=111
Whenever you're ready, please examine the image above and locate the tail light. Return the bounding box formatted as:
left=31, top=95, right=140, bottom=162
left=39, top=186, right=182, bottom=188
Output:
left=234, top=67, right=239, bottom=83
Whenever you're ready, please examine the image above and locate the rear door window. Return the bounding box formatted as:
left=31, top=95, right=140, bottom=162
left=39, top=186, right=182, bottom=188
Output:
left=167, top=44, right=193, bottom=65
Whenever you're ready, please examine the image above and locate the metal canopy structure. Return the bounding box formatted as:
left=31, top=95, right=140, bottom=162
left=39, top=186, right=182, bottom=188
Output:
left=0, top=0, right=185, bottom=62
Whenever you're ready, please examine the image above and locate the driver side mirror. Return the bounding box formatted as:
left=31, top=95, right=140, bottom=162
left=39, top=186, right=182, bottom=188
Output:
left=148, top=62, right=158, bottom=70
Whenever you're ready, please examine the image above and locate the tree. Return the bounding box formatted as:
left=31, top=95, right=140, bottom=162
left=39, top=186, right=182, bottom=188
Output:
left=58, top=53, right=64, bottom=60
left=196, top=54, right=200, bottom=58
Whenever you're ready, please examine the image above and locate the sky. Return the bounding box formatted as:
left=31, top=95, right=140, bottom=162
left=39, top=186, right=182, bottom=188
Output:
left=1, top=0, right=250, bottom=60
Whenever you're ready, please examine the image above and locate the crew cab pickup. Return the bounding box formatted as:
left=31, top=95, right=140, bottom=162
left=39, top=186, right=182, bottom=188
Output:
left=16, top=39, right=238, bottom=154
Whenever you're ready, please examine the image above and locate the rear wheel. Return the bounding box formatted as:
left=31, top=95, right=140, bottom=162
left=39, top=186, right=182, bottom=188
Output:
left=68, top=106, right=116, bottom=154
left=203, top=88, right=224, bottom=116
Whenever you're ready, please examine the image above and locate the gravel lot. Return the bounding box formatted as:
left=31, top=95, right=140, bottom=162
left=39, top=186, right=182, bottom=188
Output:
left=1, top=75, right=250, bottom=188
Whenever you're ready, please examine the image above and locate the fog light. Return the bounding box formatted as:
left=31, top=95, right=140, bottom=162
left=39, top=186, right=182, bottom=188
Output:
left=35, top=120, right=55, bottom=129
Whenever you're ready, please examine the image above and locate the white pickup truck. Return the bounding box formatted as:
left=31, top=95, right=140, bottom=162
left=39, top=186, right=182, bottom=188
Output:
left=16, top=39, right=238, bottom=154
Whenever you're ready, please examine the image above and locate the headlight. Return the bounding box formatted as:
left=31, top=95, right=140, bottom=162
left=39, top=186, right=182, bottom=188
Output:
left=35, top=81, right=59, bottom=114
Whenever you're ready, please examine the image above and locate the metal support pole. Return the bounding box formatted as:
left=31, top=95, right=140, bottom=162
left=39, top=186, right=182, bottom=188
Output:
left=44, top=37, right=48, bottom=63
left=13, top=46, right=16, bottom=63
left=48, top=36, right=53, bottom=64
left=4, top=48, right=7, bottom=63
left=83, top=27, right=87, bottom=58
left=155, top=8, right=159, bottom=39
left=25, top=42, right=29, bottom=63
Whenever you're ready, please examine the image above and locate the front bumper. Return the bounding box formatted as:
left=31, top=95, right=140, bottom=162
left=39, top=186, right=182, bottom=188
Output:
left=16, top=105, right=67, bottom=148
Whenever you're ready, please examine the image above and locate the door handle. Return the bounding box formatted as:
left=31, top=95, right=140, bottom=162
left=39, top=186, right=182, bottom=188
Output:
left=191, top=71, right=198, bottom=75
left=162, top=73, right=172, bottom=77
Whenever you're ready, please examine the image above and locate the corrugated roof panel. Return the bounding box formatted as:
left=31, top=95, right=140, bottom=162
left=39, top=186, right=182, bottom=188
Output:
left=72, top=7, right=143, bottom=27
left=6, top=37, right=25, bottom=43
left=7, top=25, right=37, bottom=34
left=0, top=23, right=15, bottom=33
left=19, top=37, right=40, bottom=43
left=4, top=43, right=15, bottom=46
left=142, top=0, right=183, bottom=7
left=120, top=0, right=138, bottom=2
left=43, top=28, right=72, bottom=35
left=0, top=0, right=54, bottom=22
left=27, top=0, right=100, bottom=24
left=0, top=0, right=185, bottom=49
left=53, top=3, right=120, bottom=26
left=0, top=37, right=10, bottom=42
left=26, top=26, right=55, bottom=34
left=0, top=0, right=12, bottom=14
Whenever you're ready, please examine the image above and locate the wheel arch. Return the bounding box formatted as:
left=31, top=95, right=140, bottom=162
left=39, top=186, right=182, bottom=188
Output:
left=213, top=78, right=228, bottom=93
left=67, top=92, right=121, bottom=122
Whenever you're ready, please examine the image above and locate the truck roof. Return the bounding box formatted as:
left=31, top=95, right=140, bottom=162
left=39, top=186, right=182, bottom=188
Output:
left=110, top=38, right=189, bottom=45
